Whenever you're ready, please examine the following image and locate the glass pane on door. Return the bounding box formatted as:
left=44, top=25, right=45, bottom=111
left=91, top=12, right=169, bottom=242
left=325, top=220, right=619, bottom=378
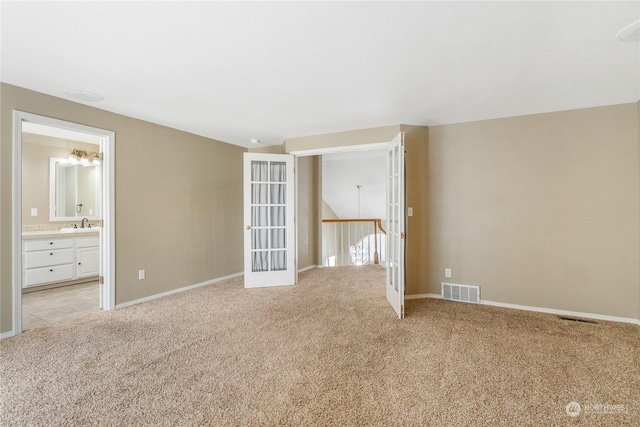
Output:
left=250, top=159, right=288, bottom=273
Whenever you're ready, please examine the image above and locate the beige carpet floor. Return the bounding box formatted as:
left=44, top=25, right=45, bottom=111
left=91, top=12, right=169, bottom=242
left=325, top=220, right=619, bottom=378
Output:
left=1, top=265, right=638, bottom=426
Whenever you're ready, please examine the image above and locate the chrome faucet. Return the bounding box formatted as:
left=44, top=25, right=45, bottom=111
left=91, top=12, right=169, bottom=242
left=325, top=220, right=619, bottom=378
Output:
left=80, top=218, right=89, bottom=229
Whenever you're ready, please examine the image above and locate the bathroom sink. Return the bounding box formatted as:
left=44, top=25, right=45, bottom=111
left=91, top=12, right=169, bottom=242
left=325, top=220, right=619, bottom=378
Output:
left=60, top=227, right=101, bottom=233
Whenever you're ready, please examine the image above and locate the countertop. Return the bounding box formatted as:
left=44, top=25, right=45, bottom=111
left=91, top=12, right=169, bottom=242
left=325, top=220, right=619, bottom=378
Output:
left=22, top=229, right=101, bottom=240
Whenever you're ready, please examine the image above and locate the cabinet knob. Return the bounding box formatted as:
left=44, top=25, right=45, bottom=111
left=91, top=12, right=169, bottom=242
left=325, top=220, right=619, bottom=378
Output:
left=78, top=262, right=82, bottom=265
left=49, top=242, right=54, bottom=245
left=50, top=252, right=53, bottom=255
left=49, top=269, right=53, bottom=272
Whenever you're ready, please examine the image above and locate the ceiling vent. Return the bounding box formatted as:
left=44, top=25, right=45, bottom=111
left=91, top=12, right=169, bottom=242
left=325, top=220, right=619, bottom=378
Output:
left=616, top=20, right=640, bottom=42
left=64, top=89, right=104, bottom=102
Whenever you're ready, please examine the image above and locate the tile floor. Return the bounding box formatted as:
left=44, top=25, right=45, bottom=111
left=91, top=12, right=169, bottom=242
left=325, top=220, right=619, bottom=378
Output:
left=22, top=282, right=100, bottom=331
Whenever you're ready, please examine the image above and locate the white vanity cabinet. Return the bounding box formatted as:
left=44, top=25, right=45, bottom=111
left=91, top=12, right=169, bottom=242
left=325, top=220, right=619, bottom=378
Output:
left=22, top=235, right=100, bottom=288
left=23, top=238, right=75, bottom=287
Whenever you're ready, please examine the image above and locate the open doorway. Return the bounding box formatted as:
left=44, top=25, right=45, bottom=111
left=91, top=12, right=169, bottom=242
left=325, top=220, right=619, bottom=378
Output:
left=293, top=135, right=406, bottom=318
left=321, top=149, right=387, bottom=267
left=12, top=112, right=115, bottom=335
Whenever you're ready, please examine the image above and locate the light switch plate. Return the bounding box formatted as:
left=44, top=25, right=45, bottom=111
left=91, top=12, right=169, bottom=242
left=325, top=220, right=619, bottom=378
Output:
left=445, top=268, right=452, bottom=278
left=408, top=207, right=413, bottom=216
left=138, top=269, right=146, bottom=280
left=30, top=208, right=38, bottom=217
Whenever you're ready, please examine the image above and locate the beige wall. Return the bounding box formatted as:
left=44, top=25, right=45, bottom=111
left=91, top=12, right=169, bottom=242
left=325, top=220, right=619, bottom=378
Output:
left=428, top=103, right=640, bottom=319
left=322, top=200, right=339, bottom=219
left=1, top=83, right=246, bottom=334
left=402, top=125, right=430, bottom=296
left=296, top=156, right=320, bottom=268
left=285, top=125, right=401, bottom=153
left=248, top=144, right=285, bottom=154
left=22, top=134, right=100, bottom=225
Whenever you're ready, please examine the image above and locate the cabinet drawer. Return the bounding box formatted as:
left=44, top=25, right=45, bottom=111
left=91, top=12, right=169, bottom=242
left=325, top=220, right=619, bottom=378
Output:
left=24, top=238, right=74, bottom=252
left=24, top=248, right=74, bottom=269
left=24, top=264, right=74, bottom=287
left=76, top=236, right=100, bottom=248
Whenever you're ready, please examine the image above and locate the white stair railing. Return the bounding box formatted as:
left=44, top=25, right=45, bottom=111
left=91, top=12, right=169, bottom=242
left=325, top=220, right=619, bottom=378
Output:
left=321, top=219, right=386, bottom=267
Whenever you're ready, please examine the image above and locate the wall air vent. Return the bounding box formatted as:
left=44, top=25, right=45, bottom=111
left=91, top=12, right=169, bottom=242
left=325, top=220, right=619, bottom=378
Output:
left=441, top=283, right=480, bottom=303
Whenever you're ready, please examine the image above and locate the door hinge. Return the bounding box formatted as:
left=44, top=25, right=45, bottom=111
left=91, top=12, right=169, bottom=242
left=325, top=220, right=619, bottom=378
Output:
left=99, top=276, right=105, bottom=284
left=401, top=232, right=406, bottom=240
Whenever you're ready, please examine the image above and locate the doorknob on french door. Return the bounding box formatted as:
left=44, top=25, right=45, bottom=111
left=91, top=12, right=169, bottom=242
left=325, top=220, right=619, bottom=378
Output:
left=245, top=225, right=251, bottom=230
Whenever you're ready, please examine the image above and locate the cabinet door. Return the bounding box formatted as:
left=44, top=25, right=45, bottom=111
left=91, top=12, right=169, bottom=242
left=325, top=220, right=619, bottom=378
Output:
left=77, top=247, right=100, bottom=278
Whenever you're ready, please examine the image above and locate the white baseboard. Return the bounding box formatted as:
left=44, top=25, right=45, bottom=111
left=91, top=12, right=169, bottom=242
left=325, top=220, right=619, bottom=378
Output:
left=115, top=272, right=243, bottom=309
left=406, top=293, right=640, bottom=326
left=298, top=265, right=319, bottom=273
left=405, top=293, right=440, bottom=300
left=1, top=330, right=16, bottom=339
left=479, top=299, right=640, bottom=326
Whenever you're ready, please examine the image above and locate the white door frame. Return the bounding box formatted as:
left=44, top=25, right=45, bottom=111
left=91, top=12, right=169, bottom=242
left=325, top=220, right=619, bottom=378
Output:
left=291, top=142, right=390, bottom=273
left=292, top=140, right=405, bottom=317
left=11, top=111, right=116, bottom=337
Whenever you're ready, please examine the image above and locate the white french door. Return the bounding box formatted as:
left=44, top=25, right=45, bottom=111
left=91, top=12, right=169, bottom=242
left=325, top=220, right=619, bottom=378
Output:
left=243, top=153, right=296, bottom=288
left=386, top=133, right=406, bottom=319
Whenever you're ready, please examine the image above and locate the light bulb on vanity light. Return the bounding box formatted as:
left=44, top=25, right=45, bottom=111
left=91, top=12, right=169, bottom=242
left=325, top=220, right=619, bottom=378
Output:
left=68, top=149, right=81, bottom=164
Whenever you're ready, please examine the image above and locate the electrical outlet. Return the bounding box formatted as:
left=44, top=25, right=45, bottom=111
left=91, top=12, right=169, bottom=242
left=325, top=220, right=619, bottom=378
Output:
left=445, top=268, right=452, bottom=278
left=407, top=207, right=413, bottom=216
left=138, top=269, right=146, bottom=280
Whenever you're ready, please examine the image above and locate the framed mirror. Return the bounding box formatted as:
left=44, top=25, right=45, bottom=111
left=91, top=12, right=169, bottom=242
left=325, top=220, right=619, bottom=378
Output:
left=49, top=157, right=101, bottom=221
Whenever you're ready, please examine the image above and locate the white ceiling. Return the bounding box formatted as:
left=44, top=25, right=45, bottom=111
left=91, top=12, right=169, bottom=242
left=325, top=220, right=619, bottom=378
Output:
left=2, top=1, right=638, bottom=148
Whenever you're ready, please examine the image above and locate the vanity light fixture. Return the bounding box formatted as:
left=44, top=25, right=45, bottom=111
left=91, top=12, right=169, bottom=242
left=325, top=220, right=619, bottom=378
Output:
left=80, top=152, right=89, bottom=165
left=90, top=152, right=102, bottom=165
left=68, top=149, right=102, bottom=166
left=68, top=149, right=83, bottom=163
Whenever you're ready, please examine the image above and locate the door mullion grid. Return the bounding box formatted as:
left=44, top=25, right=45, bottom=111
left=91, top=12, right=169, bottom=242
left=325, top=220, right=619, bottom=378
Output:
left=267, top=160, right=272, bottom=272
left=251, top=160, right=272, bottom=272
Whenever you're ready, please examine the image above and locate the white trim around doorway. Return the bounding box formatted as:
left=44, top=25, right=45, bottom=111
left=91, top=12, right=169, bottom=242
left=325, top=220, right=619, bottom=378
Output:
left=289, top=141, right=388, bottom=157
left=10, top=111, right=116, bottom=338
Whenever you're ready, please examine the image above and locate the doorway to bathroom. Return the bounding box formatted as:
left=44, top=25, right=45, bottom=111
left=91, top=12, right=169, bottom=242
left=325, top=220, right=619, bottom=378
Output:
left=12, top=111, right=115, bottom=335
